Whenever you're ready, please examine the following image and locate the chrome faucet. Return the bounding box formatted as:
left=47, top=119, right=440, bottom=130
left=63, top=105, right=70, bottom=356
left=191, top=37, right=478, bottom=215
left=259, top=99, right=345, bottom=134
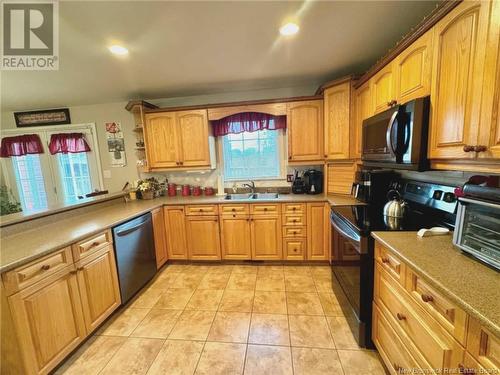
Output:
left=242, top=181, right=256, bottom=194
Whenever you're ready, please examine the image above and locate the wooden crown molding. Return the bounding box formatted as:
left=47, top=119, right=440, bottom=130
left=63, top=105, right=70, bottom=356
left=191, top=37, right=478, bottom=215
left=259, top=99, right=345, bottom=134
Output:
left=315, top=74, right=359, bottom=95
left=125, top=100, right=158, bottom=112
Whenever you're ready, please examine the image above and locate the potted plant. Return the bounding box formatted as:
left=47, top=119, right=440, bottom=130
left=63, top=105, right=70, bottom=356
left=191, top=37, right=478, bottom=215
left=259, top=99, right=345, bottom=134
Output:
left=0, top=186, right=22, bottom=216
left=136, top=178, right=161, bottom=200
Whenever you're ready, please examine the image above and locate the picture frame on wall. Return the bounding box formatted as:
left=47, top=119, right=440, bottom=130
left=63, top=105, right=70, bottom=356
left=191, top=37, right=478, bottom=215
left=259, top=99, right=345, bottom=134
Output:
left=14, top=108, right=71, bottom=127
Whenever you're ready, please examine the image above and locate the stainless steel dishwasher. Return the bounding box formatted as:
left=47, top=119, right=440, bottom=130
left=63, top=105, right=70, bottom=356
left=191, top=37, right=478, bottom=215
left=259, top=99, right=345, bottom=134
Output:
left=112, top=212, right=156, bottom=303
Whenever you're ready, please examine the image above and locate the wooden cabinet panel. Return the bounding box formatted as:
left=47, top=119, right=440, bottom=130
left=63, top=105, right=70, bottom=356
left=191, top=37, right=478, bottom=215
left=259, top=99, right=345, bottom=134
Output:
left=185, top=204, right=218, bottom=216
left=163, top=206, right=188, bottom=259
left=326, top=162, right=357, bottom=195
left=220, top=215, right=252, bottom=260
left=283, top=238, right=306, bottom=260
left=176, top=109, right=211, bottom=167
left=8, top=267, right=86, bottom=375
left=287, top=100, right=324, bottom=162
left=144, top=113, right=179, bottom=168
left=353, top=82, right=372, bottom=159
left=72, top=231, right=112, bottom=262
left=371, top=63, right=396, bottom=114
left=375, top=242, right=405, bottom=285
left=467, top=318, right=500, bottom=370
left=251, top=216, right=282, bottom=260
left=283, top=214, right=305, bottom=226
left=185, top=216, right=221, bottom=260
left=282, top=203, right=305, bottom=215
left=324, top=81, right=351, bottom=159
left=429, top=1, right=490, bottom=159
left=282, top=226, right=306, bottom=238
left=306, top=203, right=328, bottom=261
left=394, top=30, right=433, bottom=103
left=76, top=246, right=121, bottom=333
left=250, top=204, right=280, bottom=215
left=220, top=204, right=250, bottom=215
left=152, top=208, right=168, bottom=269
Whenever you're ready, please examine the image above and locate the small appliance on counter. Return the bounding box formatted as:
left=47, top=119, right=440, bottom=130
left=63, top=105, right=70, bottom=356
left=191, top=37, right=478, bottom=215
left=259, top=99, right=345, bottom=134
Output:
left=292, top=170, right=305, bottom=194
left=351, top=169, right=396, bottom=204
left=303, top=169, right=323, bottom=194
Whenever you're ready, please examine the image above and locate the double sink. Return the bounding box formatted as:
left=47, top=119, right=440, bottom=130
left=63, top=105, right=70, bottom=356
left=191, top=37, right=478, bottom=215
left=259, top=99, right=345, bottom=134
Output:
left=224, top=193, right=279, bottom=200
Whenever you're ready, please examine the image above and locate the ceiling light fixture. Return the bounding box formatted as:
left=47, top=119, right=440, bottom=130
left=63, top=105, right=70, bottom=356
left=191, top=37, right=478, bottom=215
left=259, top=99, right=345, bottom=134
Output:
left=108, top=45, right=128, bottom=55
left=279, top=22, right=299, bottom=36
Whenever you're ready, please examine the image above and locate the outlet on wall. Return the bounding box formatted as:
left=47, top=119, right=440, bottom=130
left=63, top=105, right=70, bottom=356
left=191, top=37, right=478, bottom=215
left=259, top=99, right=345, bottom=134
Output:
left=286, top=174, right=294, bottom=182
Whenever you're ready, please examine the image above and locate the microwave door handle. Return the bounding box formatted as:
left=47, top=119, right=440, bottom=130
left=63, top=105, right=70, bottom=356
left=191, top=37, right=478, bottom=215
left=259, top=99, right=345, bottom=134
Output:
left=386, top=110, right=399, bottom=157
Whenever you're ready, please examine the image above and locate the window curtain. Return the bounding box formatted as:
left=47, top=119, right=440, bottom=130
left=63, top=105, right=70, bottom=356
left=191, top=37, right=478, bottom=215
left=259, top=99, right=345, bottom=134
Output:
left=212, top=112, right=286, bottom=137
left=0, top=134, right=44, bottom=158
left=48, top=133, right=91, bottom=154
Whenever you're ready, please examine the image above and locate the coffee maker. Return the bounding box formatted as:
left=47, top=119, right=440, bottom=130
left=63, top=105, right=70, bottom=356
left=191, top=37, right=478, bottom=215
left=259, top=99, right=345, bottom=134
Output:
left=303, top=169, right=323, bottom=195
left=352, top=170, right=396, bottom=204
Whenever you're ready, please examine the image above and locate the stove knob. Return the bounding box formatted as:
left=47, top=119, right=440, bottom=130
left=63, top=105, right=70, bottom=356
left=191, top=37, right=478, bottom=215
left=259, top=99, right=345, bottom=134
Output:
left=443, top=192, right=456, bottom=203
left=432, top=190, right=443, bottom=200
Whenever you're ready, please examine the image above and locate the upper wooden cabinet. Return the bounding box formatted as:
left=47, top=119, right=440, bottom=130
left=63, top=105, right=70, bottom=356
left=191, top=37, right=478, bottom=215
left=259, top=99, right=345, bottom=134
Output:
left=163, top=206, right=188, bottom=260
left=144, top=109, right=214, bottom=170
left=152, top=208, right=168, bottom=269
left=324, top=80, right=352, bottom=160
left=353, top=82, right=372, bottom=159
left=371, top=63, right=396, bottom=114
left=287, top=100, right=324, bottom=163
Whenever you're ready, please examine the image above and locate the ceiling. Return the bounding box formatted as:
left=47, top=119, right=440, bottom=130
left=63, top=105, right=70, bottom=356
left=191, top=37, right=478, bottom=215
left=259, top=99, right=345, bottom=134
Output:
left=1, top=0, right=439, bottom=112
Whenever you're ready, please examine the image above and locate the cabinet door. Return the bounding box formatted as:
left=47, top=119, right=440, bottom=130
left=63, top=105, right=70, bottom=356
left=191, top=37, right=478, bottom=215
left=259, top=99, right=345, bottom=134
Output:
left=429, top=1, right=490, bottom=159
left=326, top=162, right=357, bottom=195
left=307, top=203, right=329, bottom=261
left=8, top=267, right=86, bottom=375
left=287, top=100, right=324, bottom=162
left=76, top=246, right=121, bottom=333
left=251, top=215, right=282, bottom=260
left=394, top=30, right=433, bottom=103
left=185, top=216, right=221, bottom=260
left=220, top=215, right=252, bottom=260
left=176, top=109, right=211, bottom=167
left=353, top=82, right=372, bottom=159
left=152, top=208, right=168, bottom=268
left=164, top=206, right=188, bottom=259
left=324, top=82, right=351, bottom=160
left=371, top=63, right=396, bottom=114
left=144, top=113, right=180, bottom=168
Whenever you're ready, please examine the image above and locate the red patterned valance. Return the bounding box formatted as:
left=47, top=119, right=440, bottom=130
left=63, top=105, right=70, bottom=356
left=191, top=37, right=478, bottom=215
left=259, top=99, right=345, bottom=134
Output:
left=212, top=112, right=286, bottom=137
left=49, top=133, right=91, bottom=154
left=0, top=134, right=44, bottom=158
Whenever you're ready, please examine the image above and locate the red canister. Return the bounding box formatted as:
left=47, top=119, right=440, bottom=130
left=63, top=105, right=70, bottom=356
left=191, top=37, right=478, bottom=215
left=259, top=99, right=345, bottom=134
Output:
left=182, top=184, right=191, bottom=196
left=204, top=186, right=214, bottom=196
left=167, top=183, right=177, bottom=196
left=192, top=186, right=201, bottom=196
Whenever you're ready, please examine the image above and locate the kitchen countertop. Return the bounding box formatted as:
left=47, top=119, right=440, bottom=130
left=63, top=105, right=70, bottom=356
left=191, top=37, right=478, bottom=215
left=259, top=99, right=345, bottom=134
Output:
left=0, top=193, right=360, bottom=274
left=372, top=231, right=500, bottom=337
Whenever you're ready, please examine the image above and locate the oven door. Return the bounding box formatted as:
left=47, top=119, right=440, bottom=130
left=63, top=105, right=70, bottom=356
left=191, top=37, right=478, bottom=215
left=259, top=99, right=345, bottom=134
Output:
left=361, top=106, right=400, bottom=162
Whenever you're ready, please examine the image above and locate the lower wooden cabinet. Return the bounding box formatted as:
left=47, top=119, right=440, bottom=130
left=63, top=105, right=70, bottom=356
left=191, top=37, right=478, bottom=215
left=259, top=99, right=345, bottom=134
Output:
left=466, top=317, right=499, bottom=370
left=283, top=238, right=306, bottom=260
left=185, top=216, right=221, bottom=260
left=220, top=214, right=252, bottom=260
left=251, top=215, right=282, bottom=260
left=152, top=208, right=168, bottom=268
left=306, top=203, right=329, bottom=261
left=164, top=206, right=188, bottom=259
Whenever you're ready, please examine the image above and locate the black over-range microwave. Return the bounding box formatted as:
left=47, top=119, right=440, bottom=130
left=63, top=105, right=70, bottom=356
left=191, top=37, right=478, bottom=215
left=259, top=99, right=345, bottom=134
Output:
left=361, top=96, right=430, bottom=171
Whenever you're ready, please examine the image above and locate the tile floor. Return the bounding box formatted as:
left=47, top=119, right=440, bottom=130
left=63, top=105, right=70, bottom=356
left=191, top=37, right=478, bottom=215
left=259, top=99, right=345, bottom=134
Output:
left=57, top=263, right=386, bottom=375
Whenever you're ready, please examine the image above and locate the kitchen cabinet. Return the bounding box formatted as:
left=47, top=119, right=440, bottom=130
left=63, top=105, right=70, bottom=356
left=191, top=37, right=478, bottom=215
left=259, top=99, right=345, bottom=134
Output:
left=144, top=109, right=214, bottom=170
left=324, top=80, right=352, bottom=160
left=250, top=207, right=282, bottom=260
left=353, top=81, right=372, bottom=159
left=283, top=238, right=306, bottom=260
left=220, top=213, right=252, bottom=260
left=286, top=100, right=324, bottom=163
left=163, top=206, right=188, bottom=259
left=371, top=62, right=396, bottom=114
left=306, top=202, right=329, bottom=261
left=466, top=318, right=499, bottom=370
left=75, top=246, right=121, bottom=333
left=326, top=162, right=358, bottom=195
left=185, top=216, right=221, bottom=260
left=152, top=208, right=168, bottom=268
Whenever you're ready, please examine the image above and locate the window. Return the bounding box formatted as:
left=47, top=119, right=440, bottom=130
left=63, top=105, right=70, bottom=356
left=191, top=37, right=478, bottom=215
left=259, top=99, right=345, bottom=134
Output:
left=56, top=152, right=92, bottom=204
left=11, top=154, right=48, bottom=211
left=223, top=129, right=281, bottom=180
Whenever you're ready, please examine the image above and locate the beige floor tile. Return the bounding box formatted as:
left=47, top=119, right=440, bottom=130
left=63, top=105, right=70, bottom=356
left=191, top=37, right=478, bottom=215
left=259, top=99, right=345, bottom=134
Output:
left=131, top=309, right=182, bottom=339
left=148, top=272, right=180, bottom=290
left=231, top=264, right=258, bottom=274
left=292, top=347, right=344, bottom=375
left=207, top=312, right=251, bottom=343
left=185, top=264, right=212, bottom=274
left=313, top=277, right=334, bottom=292
left=198, top=273, right=230, bottom=290
left=99, top=307, right=150, bottom=337
left=206, top=264, right=234, bottom=274
left=100, top=337, right=163, bottom=375
left=227, top=273, right=257, bottom=290
left=161, top=264, right=188, bottom=273
left=337, top=349, right=386, bottom=375
left=286, top=292, right=324, bottom=315
left=244, top=344, right=293, bottom=375
left=185, top=289, right=224, bottom=311
left=284, top=275, right=316, bottom=292
left=170, top=273, right=204, bottom=289
left=56, top=336, right=125, bottom=374
left=253, top=291, right=287, bottom=314
left=153, top=288, right=194, bottom=309
left=128, top=288, right=165, bottom=309
left=310, top=266, right=332, bottom=278
left=219, top=290, right=254, bottom=312
left=248, top=313, right=290, bottom=346
left=257, top=265, right=284, bottom=275
left=318, top=292, right=346, bottom=317
left=255, top=274, right=285, bottom=291
left=195, top=342, right=246, bottom=375
left=147, top=340, right=204, bottom=375
left=169, top=310, right=216, bottom=341
left=327, top=316, right=361, bottom=350
left=289, top=315, right=334, bottom=349
left=283, top=265, right=311, bottom=276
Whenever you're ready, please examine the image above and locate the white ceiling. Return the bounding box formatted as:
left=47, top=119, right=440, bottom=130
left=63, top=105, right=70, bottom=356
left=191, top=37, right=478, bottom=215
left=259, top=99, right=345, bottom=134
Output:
left=1, top=0, right=439, bottom=112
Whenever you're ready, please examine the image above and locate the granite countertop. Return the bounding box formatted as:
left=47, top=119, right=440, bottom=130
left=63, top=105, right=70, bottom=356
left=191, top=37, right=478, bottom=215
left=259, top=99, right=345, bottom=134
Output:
left=372, top=231, right=500, bottom=337
left=0, top=193, right=360, bottom=273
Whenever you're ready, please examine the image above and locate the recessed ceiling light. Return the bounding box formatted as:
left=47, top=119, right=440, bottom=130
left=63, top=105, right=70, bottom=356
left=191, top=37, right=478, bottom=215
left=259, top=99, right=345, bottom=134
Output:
left=279, top=22, right=299, bottom=36
left=108, top=45, right=128, bottom=55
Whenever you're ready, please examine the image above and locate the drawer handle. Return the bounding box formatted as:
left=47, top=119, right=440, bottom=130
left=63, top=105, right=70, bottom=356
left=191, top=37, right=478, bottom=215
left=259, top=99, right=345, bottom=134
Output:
left=381, top=257, right=390, bottom=264
left=292, top=207, right=296, bottom=211
left=463, top=145, right=475, bottom=153
left=396, top=313, right=406, bottom=321
left=473, top=145, right=487, bottom=153
left=293, top=219, right=297, bottom=223
left=264, top=208, right=268, bottom=211
left=90, top=241, right=101, bottom=248
left=231, top=208, right=236, bottom=212
left=233, top=214, right=236, bottom=218
left=41, top=264, right=51, bottom=271
left=292, top=231, right=297, bottom=234
left=421, top=294, right=434, bottom=303
left=199, top=209, right=203, bottom=212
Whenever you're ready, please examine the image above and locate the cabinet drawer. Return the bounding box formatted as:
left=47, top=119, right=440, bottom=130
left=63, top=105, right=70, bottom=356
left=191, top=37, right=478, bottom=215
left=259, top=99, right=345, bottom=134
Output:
left=467, top=318, right=500, bottom=371
left=282, top=226, right=307, bottom=238
left=2, top=247, right=74, bottom=295
left=284, top=238, right=306, bottom=260
left=406, top=268, right=468, bottom=344
left=283, top=214, right=306, bottom=226
left=374, top=264, right=464, bottom=370
left=375, top=242, right=405, bottom=285
left=185, top=204, right=218, bottom=216
left=250, top=204, right=280, bottom=215
left=283, top=203, right=305, bottom=215
left=220, top=204, right=249, bottom=215
left=72, top=230, right=112, bottom=261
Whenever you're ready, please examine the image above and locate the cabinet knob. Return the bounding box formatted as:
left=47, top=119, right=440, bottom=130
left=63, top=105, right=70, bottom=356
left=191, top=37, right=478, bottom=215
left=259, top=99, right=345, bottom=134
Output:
left=396, top=313, right=406, bottom=321
left=232, top=208, right=236, bottom=212
left=463, top=145, right=475, bottom=152
left=288, top=156, right=292, bottom=160
left=293, top=248, right=298, bottom=252
left=90, top=241, right=100, bottom=248
left=324, top=154, right=328, bottom=158
left=293, top=219, right=297, bottom=223
left=381, top=257, right=390, bottom=264
left=264, top=208, right=268, bottom=211
left=41, top=264, right=50, bottom=271
left=233, top=214, right=236, bottom=218
left=421, top=294, right=434, bottom=303
left=214, top=219, right=218, bottom=222
left=199, top=209, right=203, bottom=212
left=292, top=207, right=296, bottom=211
left=473, top=145, right=487, bottom=153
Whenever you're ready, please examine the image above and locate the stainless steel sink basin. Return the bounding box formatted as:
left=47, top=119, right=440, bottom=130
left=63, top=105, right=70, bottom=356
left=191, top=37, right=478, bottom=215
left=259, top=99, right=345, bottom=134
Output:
left=252, top=193, right=279, bottom=199
left=224, top=193, right=279, bottom=200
